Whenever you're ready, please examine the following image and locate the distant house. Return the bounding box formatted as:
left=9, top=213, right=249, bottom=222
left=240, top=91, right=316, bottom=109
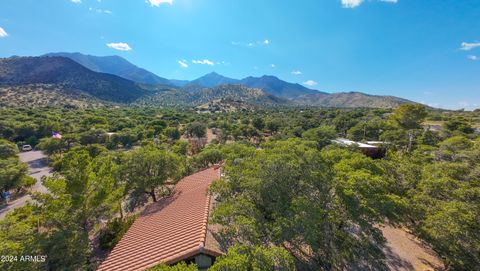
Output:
left=98, top=166, right=223, bottom=271
left=332, top=138, right=387, bottom=159
left=424, top=124, right=443, bottom=132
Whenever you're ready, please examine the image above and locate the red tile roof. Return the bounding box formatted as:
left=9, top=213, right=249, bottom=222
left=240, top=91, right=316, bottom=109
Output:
left=98, top=167, right=222, bottom=271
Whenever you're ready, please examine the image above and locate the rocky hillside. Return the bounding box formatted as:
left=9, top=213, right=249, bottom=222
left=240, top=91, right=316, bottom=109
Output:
left=0, top=84, right=110, bottom=108
left=0, top=56, right=148, bottom=103
left=295, top=92, right=414, bottom=108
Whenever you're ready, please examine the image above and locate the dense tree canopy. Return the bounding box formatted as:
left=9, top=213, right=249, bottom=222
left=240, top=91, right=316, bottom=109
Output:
left=0, top=106, right=479, bottom=270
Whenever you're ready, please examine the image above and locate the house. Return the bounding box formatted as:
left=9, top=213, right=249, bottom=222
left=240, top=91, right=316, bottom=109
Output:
left=332, top=138, right=387, bottom=159
left=98, top=166, right=223, bottom=271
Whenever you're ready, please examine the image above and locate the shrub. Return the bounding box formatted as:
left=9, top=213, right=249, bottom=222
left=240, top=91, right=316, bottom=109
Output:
left=98, top=216, right=136, bottom=251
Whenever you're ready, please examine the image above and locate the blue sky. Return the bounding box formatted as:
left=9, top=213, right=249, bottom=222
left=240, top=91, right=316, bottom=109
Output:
left=0, top=0, right=479, bottom=110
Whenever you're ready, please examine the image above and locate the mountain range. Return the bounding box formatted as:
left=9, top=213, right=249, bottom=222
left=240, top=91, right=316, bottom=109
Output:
left=0, top=53, right=416, bottom=109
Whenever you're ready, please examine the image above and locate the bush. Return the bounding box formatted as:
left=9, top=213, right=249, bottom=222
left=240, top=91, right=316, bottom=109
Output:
left=19, top=176, right=36, bottom=192
left=98, top=216, right=136, bottom=250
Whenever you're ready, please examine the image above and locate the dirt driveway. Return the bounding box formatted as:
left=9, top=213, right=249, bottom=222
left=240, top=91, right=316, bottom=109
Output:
left=0, top=151, right=51, bottom=219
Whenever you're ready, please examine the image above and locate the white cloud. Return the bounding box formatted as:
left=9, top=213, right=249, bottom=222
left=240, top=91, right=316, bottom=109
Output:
left=468, top=55, right=478, bottom=61
left=341, top=0, right=398, bottom=8
left=341, top=0, right=363, bottom=8
left=0, top=27, right=8, bottom=38
left=232, top=40, right=270, bottom=47
left=303, top=80, right=318, bottom=87
left=270, top=64, right=276, bottom=68
left=91, top=8, right=112, bottom=14
left=460, top=42, right=480, bottom=51
left=178, top=60, right=188, bottom=68
left=71, top=0, right=81, bottom=3
left=147, top=0, right=172, bottom=7
left=106, top=42, right=132, bottom=51
left=291, top=70, right=302, bottom=75
left=192, top=59, right=214, bottom=66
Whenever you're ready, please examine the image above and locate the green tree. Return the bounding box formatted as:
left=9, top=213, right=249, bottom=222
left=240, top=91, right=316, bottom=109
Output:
left=302, top=125, right=336, bottom=149
left=211, top=140, right=402, bottom=270
left=389, top=104, right=427, bottom=130
left=192, top=147, right=223, bottom=169
left=252, top=117, right=265, bottom=131
left=147, top=262, right=199, bottom=271
left=122, top=146, right=183, bottom=208
left=165, top=127, right=181, bottom=141
left=210, top=245, right=296, bottom=271
left=186, top=122, right=207, bottom=138
left=36, top=137, right=64, bottom=156
left=0, top=139, right=18, bottom=159
left=443, top=118, right=474, bottom=134
left=60, top=149, right=124, bottom=234
left=0, top=157, right=28, bottom=192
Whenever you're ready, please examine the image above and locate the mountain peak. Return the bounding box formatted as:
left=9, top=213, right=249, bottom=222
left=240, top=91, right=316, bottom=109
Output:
left=189, top=72, right=239, bottom=88
left=43, top=52, right=171, bottom=86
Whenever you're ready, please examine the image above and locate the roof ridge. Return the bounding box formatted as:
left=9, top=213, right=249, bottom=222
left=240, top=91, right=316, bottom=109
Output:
left=199, top=193, right=212, bottom=248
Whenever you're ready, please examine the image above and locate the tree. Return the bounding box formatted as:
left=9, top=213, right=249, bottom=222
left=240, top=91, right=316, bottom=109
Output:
left=186, top=122, right=207, bottom=138
left=192, top=147, right=223, bottom=169
left=211, top=140, right=402, bottom=270
left=389, top=104, right=427, bottom=130
left=266, top=119, right=281, bottom=133
left=252, top=117, right=265, bottom=130
left=60, top=149, right=124, bottom=233
left=302, top=125, right=336, bottom=149
left=418, top=129, right=440, bottom=146
left=147, top=262, right=199, bottom=271
left=0, top=157, right=28, bottom=192
left=33, top=177, right=91, bottom=270
left=0, top=204, right=46, bottom=271
left=443, top=118, right=474, bottom=134
left=347, top=117, right=385, bottom=141
left=0, top=139, right=18, bottom=159
left=210, top=245, right=296, bottom=271
left=122, top=146, right=183, bottom=208
left=165, top=127, right=181, bottom=140
left=36, top=137, right=64, bottom=156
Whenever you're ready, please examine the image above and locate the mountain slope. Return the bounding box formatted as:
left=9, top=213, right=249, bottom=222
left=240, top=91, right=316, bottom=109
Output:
left=135, top=84, right=288, bottom=108
left=239, top=75, right=322, bottom=99
left=44, top=52, right=172, bottom=85
left=0, top=84, right=109, bottom=108
left=0, top=56, right=148, bottom=102
left=295, top=92, right=414, bottom=108
left=188, top=72, right=239, bottom=88
left=191, top=84, right=287, bottom=106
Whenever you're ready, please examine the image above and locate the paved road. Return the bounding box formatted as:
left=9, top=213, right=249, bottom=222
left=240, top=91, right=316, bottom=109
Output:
left=0, top=151, right=51, bottom=219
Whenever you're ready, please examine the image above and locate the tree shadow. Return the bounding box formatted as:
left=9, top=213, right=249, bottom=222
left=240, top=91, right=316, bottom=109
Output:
left=140, top=191, right=182, bottom=217
left=26, top=157, right=48, bottom=169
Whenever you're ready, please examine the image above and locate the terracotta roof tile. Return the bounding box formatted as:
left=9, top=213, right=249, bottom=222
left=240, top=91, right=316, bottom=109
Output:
left=98, top=167, right=222, bottom=271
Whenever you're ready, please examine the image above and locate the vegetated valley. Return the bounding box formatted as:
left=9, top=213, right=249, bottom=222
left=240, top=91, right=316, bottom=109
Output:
left=0, top=54, right=479, bottom=271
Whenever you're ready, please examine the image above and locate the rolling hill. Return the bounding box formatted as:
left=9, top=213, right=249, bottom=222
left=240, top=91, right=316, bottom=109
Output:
left=295, top=92, right=414, bottom=108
